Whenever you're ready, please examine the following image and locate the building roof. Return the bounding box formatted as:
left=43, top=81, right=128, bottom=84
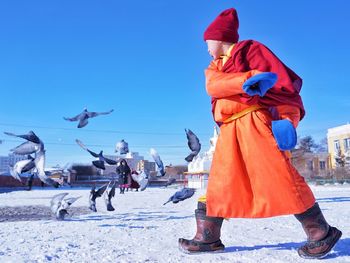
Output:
left=327, top=124, right=350, bottom=137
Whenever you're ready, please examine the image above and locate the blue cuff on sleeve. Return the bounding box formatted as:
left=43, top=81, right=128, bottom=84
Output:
left=243, top=72, right=278, bottom=97
left=271, top=119, right=297, bottom=151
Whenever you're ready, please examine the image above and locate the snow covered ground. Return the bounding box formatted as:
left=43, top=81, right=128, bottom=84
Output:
left=0, top=184, right=349, bottom=263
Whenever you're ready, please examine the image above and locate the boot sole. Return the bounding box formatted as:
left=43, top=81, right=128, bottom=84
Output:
left=178, top=242, right=225, bottom=255
left=298, top=227, right=342, bottom=259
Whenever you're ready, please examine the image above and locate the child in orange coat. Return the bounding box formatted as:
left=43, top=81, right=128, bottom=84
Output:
left=179, top=8, right=342, bottom=259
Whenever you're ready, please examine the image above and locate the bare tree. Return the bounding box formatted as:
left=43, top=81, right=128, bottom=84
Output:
left=334, top=148, right=346, bottom=167
left=297, top=136, right=318, bottom=153
left=315, top=137, right=328, bottom=153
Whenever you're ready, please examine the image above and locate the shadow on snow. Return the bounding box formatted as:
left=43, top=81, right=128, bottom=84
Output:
left=224, top=237, right=350, bottom=258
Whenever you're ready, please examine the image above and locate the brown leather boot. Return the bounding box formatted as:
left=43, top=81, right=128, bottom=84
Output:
left=178, top=202, right=225, bottom=254
left=295, top=202, right=342, bottom=259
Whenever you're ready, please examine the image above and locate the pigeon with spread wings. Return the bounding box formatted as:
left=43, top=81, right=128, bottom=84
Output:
left=76, top=139, right=117, bottom=170
left=163, top=188, right=196, bottom=205
left=50, top=193, right=81, bottom=220
left=64, top=108, right=114, bottom=128
left=10, top=155, right=35, bottom=183
left=4, top=131, right=44, bottom=154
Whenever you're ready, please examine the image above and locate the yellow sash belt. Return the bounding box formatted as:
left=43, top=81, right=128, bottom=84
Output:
left=222, top=105, right=264, bottom=124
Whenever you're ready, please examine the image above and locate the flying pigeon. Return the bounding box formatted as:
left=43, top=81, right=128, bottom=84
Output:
left=163, top=188, right=196, bottom=205
left=115, top=139, right=129, bottom=155
left=50, top=193, right=81, bottom=220
left=4, top=130, right=41, bottom=144
left=4, top=131, right=44, bottom=154
left=64, top=108, right=114, bottom=128
left=5, top=131, right=60, bottom=187
left=185, top=129, right=201, bottom=162
left=149, top=148, right=166, bottom=177
left=104, top=181, right=117, bottom=211
left=34, top=150, right=61, bottom=188
left=89, top=183, right=108, bottom=212
left=9, top=155, right=36, bottom=183
left=131, top=170, right=149, bottom=191
left=76, top=139, right=117, bottom=170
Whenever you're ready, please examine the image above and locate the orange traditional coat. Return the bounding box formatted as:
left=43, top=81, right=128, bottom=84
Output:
left=205, top=48, right=315, bottom=218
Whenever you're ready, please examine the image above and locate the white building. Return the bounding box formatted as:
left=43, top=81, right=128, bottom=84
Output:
left=327, top=124, right=350, bottom=168
left=186, top=126, right=219, bottom=189
left=188, top=126, right=218, bottom=173
left=0, top=153, right=27, bottom=174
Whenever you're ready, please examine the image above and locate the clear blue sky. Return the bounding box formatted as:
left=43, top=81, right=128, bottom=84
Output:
left=0, top=0, right=349, bottom=166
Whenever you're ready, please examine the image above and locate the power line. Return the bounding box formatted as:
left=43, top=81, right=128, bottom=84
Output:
left=0, top=138, right=209, bottom=149
left=0, top=122, right=211, bottom=136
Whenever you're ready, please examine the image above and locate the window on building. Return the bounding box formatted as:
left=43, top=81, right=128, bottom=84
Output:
left=334, top=140, right=340, bottom=152
left=319, top=161, right=326, bottom=170
left=344, top=138, right=350, bottom=151
left=307, top=160, right=314, bottom=171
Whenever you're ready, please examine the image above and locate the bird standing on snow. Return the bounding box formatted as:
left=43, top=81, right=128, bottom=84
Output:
left=184, top=129, right=201, bottom=162
left=76, top=139, right=117, bottom=170
left=63, top=108, right=114, bottom=128
left=50, top=193, right=81, bottom=220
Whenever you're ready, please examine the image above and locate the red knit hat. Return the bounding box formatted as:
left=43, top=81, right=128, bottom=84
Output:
left=204, top=8, right=239, bottom=43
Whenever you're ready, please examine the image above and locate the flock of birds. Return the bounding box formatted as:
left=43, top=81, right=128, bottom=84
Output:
left=3, top=107, right=203, bottom=220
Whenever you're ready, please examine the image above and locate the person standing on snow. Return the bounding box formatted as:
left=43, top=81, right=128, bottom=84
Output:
left=116, top=159, right=131, bottom=194
left=178, top=8, right=342, bottom=259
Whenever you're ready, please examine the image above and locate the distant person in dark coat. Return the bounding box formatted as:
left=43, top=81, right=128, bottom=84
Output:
left=116, top=159, right=131, bottom=194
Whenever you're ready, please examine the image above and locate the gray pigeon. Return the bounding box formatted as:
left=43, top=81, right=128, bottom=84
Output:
left=89, top=183, right=108, bottom=212
left=5, top=131, right=58, bottom=187
left=34, top=150, right=61, bottom=188
left=4, top=130, right=41, bottom=144
left=50, top=193, right=81, bottom=220
left=4, top=131, right=44, bottom=154
left=10, top=141, right=41, bottom=155
left=115, top=139, right=129, bottom=155
left=131, top=170, right=149, bottom=191
left=9, top=155, right=35, bottom=183
left=150, top=148, right=166, bottom=177
left=76, top=139, right=117, bottom=169
left=104, top=181, right=117, bottom=211
left=64, top=108, right=114, bottom=128
left=163, top=188, right=196, bottom=205
left=185, top=129, right=201, bottom=162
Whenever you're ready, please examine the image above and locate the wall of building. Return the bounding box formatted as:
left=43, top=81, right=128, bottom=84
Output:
left=291, top=150, right=331, bottom=179
left=327, top=124, right=350, bottom=168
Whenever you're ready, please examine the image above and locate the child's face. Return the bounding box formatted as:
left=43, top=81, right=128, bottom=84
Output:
left=206, top=40, right=224, bottom=60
